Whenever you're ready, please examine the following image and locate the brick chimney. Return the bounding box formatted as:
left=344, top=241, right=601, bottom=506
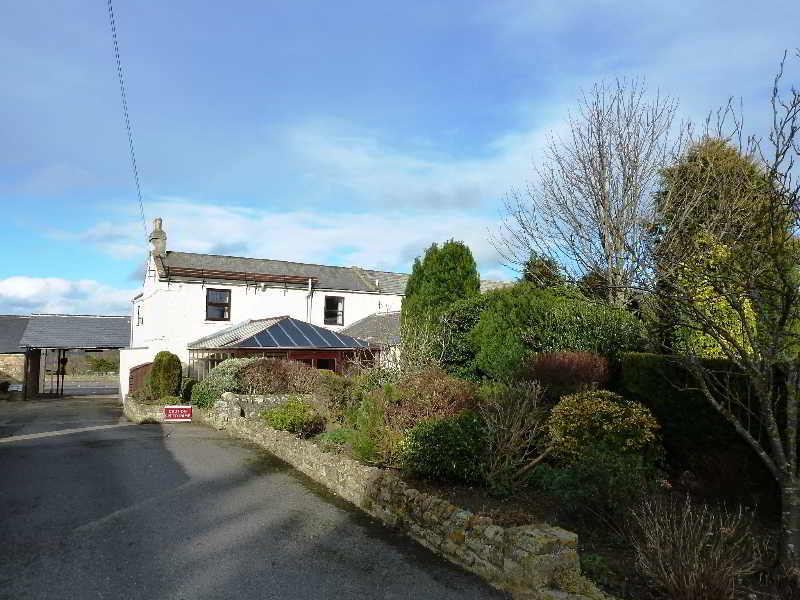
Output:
left=148, top=217, right=167, bottom=258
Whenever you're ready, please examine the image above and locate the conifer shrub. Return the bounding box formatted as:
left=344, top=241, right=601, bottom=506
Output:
left=180, top=377, right=197, bottom=403
left=149, top=351, right=183, bottom=398
left=440, top=294, right=494, bottom=381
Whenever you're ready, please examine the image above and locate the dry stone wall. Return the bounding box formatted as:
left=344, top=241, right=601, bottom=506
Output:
left=0, top=354, right=25, bottom=384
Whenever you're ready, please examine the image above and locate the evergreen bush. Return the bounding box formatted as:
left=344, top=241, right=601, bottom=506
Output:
left=399, top=410, right=486, bottom=483
left=190, top=358, right=258, bottom=408
left=149, top=351, right=183, bottom=399
left=440, top=294, right=493, bottom=381
left=471, top=284, right=644, bottom=381
left=180, top=377, right=197, bottom=403
left=546, top=389, right=661, bottom=461
left=262, top=396, right=325, bottom=438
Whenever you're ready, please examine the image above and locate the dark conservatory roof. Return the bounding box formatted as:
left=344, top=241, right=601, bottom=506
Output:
left=18, top=314, right=131, bottom=350
left=341, top=311, right=401, bottom=346
left=0, top=315, right=30, bottom=354
left=188, top=316, right=373, bottom=350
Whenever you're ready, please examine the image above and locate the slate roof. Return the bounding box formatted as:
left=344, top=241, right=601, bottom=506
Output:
left=19, top=314, right=131, bottom=349
left=341, top=311, right=401, bottom=346
left=0, top=315, right=30, bottom=354
left=155, top=251, right=510, bottom=295
left=188, top=316, right=372, bottom=350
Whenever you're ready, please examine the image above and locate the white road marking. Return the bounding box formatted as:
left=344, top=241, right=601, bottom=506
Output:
left=0, top=422, right=136, bottom=444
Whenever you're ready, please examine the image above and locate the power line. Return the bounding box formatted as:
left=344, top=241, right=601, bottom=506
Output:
left=107, top=0, right=148, bottom=241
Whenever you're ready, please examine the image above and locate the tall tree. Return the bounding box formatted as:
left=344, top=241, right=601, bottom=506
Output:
left=402, top=240, right=480, bottom=324
left=646, top=51, right=800, bottom=580
left=495, top=78, right=677, bottom=306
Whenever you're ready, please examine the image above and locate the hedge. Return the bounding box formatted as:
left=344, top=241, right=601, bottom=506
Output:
left=471, top=284, right=645, bottom=381
left=615, top=353, right=756, bottom=465
left=190, top=358, right=259, bottom=408
left=440, top=294, right=494, bottom=381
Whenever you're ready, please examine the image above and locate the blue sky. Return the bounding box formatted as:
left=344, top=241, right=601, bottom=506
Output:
left=0, top=1, right=797, bottom=314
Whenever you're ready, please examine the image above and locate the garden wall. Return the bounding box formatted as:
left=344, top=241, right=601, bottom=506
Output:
left=187, top=392, right=609, bottom=600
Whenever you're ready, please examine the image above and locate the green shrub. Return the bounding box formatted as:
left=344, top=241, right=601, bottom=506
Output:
left=262, top=396, right=325, bottom=437
left=149, top=351, right=183, bottom=398
left=440, top=294, right=494, bottom=381
left=470, top=284, right=645, bottom=381
left=399, top=410, right=486, bottom=483
left=546, top=390, right=661, bottom=461
left=190, top=358, right=258, bottom=408
left=180, top=377, right=197, bottom=403
left=532, top=441, right=659, bottom=527
left=354, top=367, right=398, bottom=392
left=161, top=395, right=183, bottom=404
left=316, top=371, right=362, bottom=425
left=316, top=427, right=357, bottom=453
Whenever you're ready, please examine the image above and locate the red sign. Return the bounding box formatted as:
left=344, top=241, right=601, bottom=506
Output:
left=164, top=405, right=192, bottom=422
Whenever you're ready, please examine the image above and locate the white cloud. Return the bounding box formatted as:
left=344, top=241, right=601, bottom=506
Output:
left=0, top=277, right=135, bottom=315
left=76, top=198, right=512, bottom=279
left=285, top=118, right=557, bottom=210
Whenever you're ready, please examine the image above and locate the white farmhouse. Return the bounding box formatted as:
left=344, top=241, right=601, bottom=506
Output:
left=120, top=218, right=510, bottom=397
left=120, top=218, right=408, bottom=396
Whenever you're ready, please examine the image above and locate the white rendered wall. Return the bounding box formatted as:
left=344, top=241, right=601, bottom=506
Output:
left=122, top=255, right=404, bottom=394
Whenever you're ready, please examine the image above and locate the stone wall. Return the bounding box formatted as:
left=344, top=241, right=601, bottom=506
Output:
left=188, top=394, right=611, bottom=600
left=0, top=353, right=25, bottom=384
left=123, top=397, right=191, bottom=424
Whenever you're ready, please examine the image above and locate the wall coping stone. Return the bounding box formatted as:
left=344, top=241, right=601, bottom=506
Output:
left=124, top=394, right=613, bottom=600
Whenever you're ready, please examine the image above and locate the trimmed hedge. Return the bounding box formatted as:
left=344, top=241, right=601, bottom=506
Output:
left=471, top=284, right=645, bottom=381
left=615, top=353, right=750, bottom=464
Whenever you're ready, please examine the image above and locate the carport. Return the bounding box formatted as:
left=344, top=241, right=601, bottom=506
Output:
left=18, top=314, right=131, bottom=398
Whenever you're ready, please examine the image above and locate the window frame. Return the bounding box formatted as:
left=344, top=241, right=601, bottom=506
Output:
left=324, top=295, right=344, bottom=326
left=206, top=288, right=231, bottom=322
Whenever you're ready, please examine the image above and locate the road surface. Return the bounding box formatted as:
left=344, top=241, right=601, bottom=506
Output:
left=0, top=396, right=505, bottom=600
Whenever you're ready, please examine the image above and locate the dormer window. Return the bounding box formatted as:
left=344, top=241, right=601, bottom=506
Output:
left=324, top=296, right=344, bottom=326
left=206, top=289, right=231, bottom=321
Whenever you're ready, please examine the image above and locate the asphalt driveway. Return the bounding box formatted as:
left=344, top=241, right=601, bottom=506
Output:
left=0, top=396, right=505, bottom=600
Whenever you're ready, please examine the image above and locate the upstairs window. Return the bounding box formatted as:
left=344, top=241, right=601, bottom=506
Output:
left=206, top=289, right=231, bottom=321
left=324, top=296, right=344, bottom=326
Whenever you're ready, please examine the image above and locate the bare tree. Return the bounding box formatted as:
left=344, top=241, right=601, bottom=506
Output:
left=495, top=78, right=678, bottom=306
left=649, top=50, right=800, bottom=580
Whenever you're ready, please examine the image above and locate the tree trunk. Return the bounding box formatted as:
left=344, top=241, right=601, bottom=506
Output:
left=780, top=478, right=800, bottom=576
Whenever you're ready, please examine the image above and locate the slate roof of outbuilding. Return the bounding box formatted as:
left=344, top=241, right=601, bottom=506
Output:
left=18, top=314, right=131, bottom=349
left=155, top=251, right=510, bottom=295
left=0, top=315, right=30, bottom=354
left=340, top=311, right=401, bottom=346
left=188, top=316, right=372, bottom=350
